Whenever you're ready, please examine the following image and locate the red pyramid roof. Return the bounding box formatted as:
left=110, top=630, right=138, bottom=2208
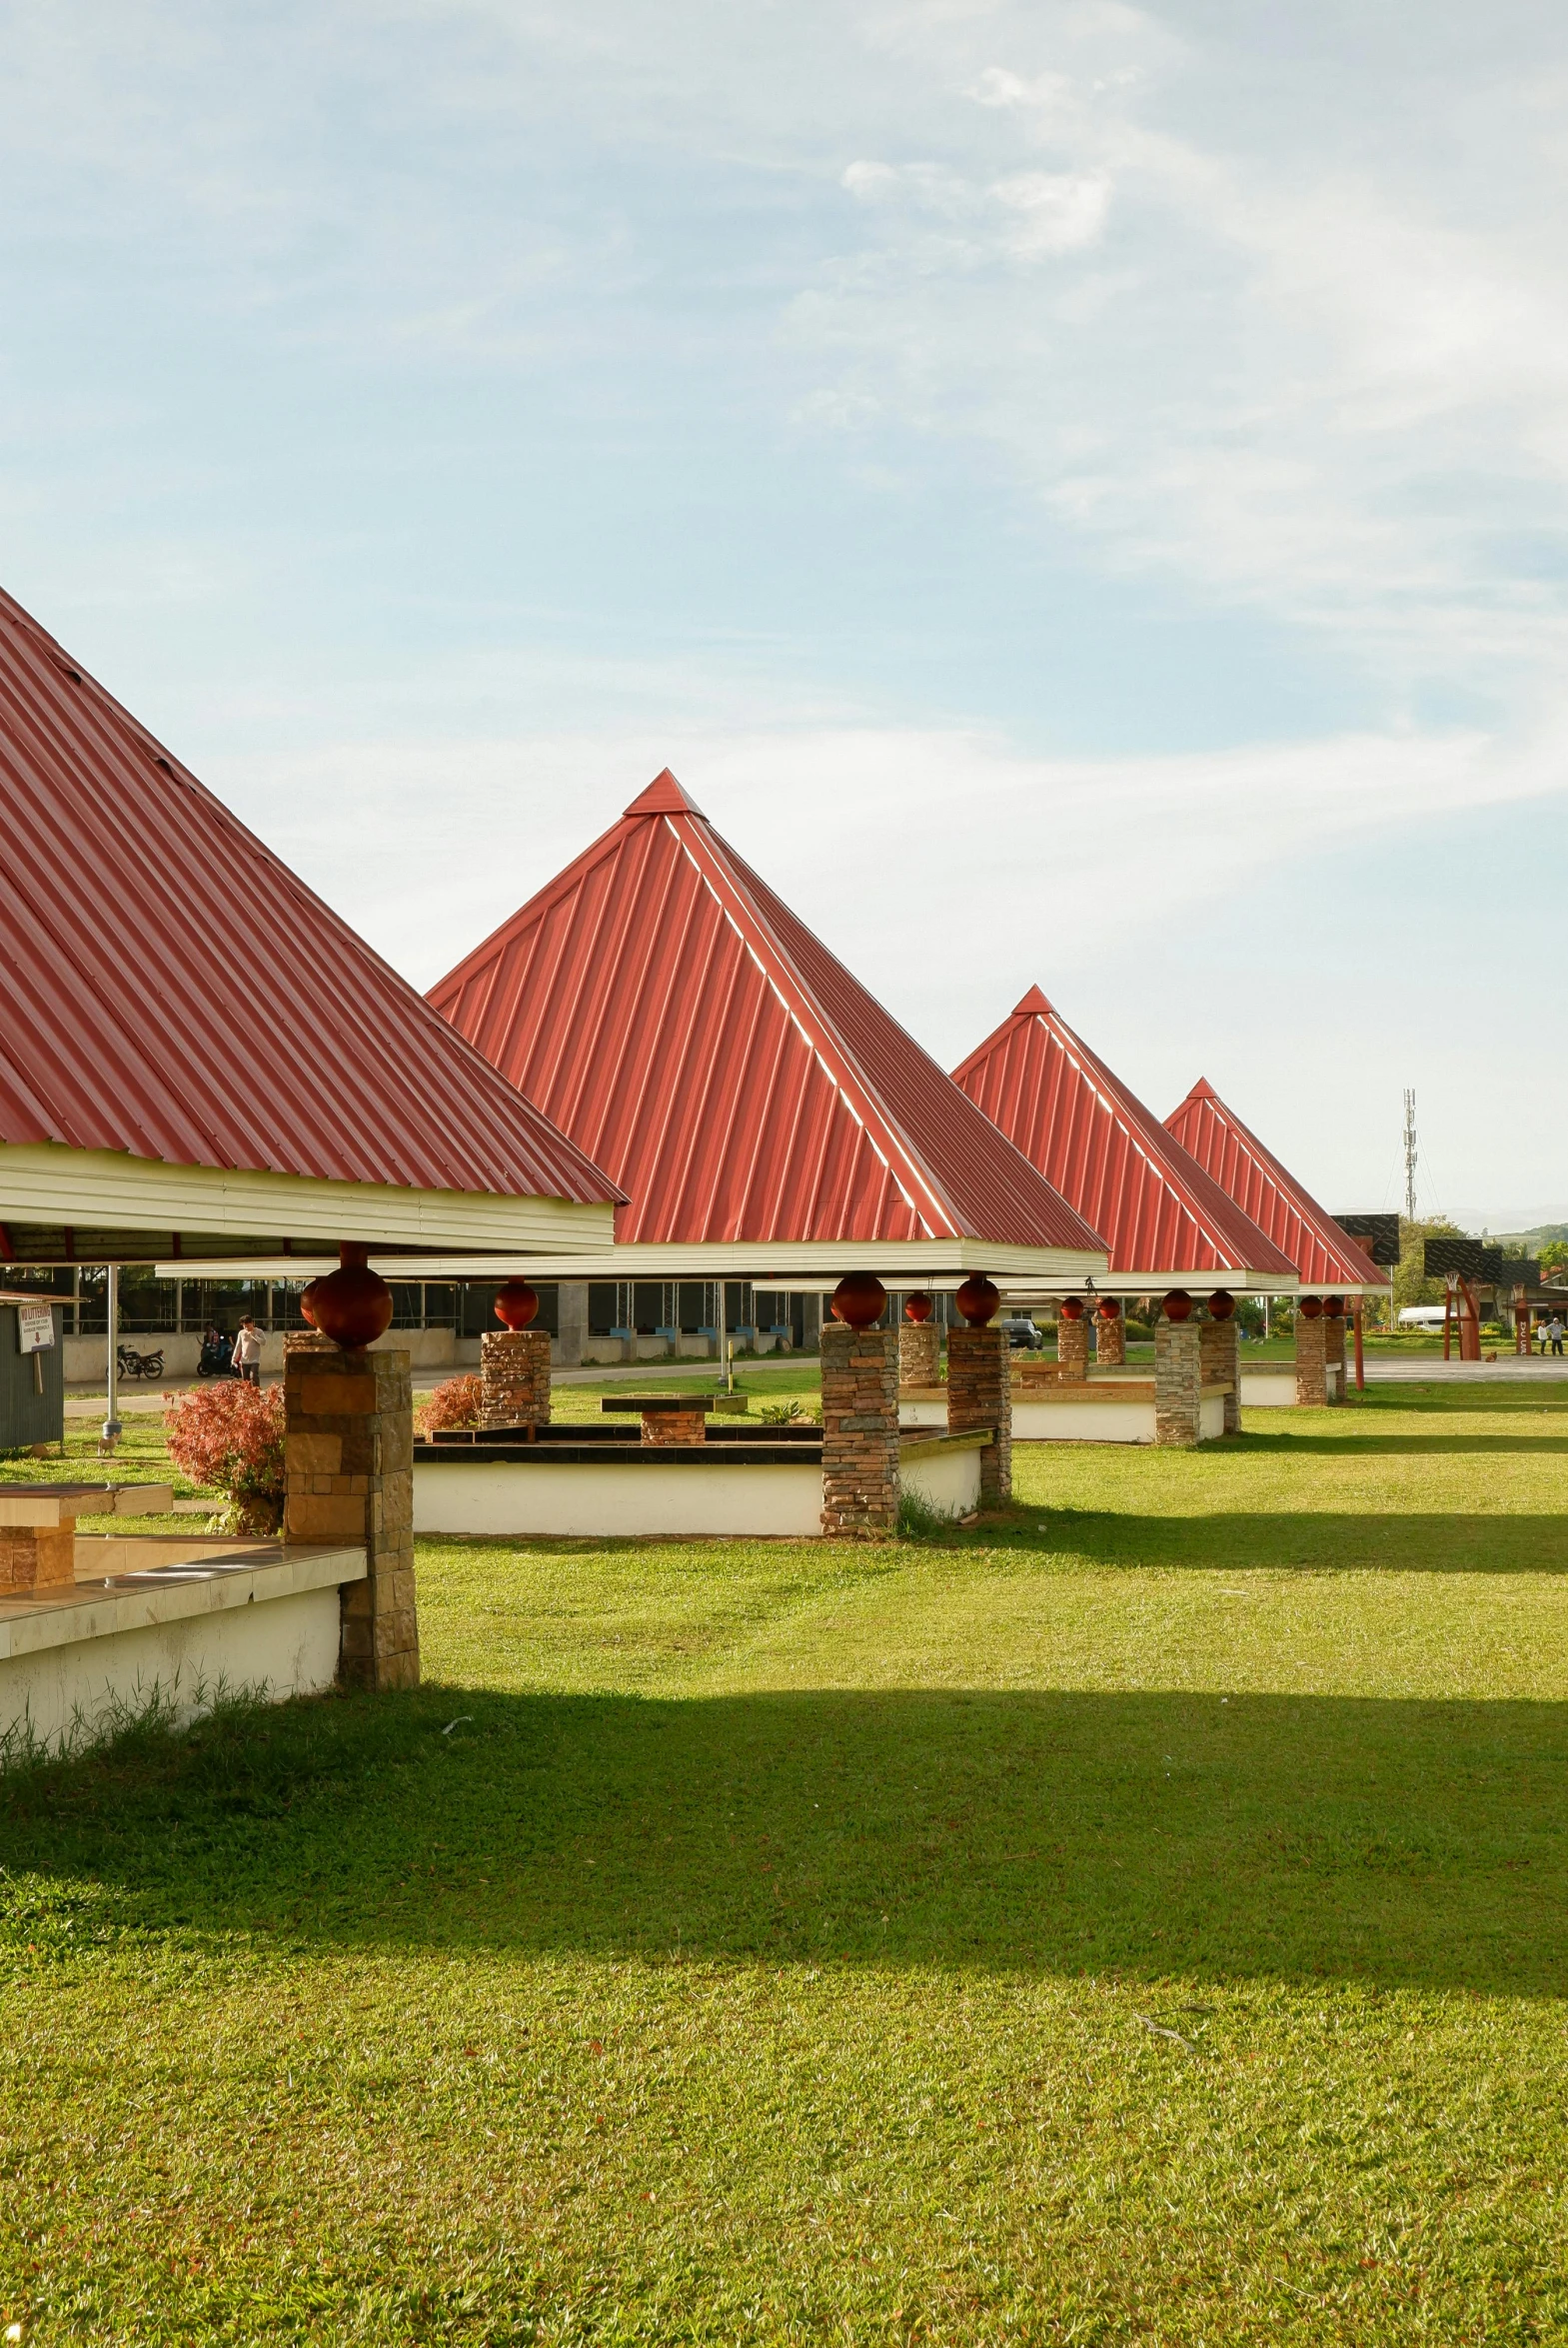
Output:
left=0, top=587, right=620, bottom=1207
left=952, top=992, right=1297, bottom=1283
left=1165, top=1081, right=1385, bottom=1292
left=428, top=777, right=1106, bottom=1254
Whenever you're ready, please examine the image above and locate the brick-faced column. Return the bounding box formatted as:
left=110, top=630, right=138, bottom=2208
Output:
left=480, top=1327, right=552, bottom=1428
left=1295, top=1313, right=1327, bottom=1405
left=946, top=1324, right=1012, bottom=1505
left=898, top=1321, right=940, bottom=1387
left=285, top=1333, right=418, bottom=1691
left=1154, top=1318, right=1203, bottom=1446
left=820, top=1322, right=899, bottom=1537
left=0, top=1524, right=74, bottom=1592
left=1322, top=1312, right=1346, bottom=1405
left=1056, top=1311, right=1089, bottom=1382
left=1094, top=1308, right=1125, bottom=1366
left=643, top=1407, right=707, bottom=1446
left=1199, top=1317, right=1241, bottom=1434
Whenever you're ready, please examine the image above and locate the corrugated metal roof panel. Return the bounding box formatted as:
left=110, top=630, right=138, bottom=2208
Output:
left=952, top=987, right=1298, bottom=1280
left=0, top=588, right=620, bottom=1207
left=1165, top=1080, right=1386, bottom=1292
left=428, top=774, right=1107, bottom=1253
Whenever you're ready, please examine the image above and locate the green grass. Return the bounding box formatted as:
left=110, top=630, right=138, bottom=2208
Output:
left=0, top=1412, right=204, bottom=1533
left=4, top=1386, right=1568, bottom=2339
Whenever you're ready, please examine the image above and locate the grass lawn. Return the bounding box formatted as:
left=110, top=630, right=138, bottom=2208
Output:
left=3, top=1383, right=1568, bottom=2340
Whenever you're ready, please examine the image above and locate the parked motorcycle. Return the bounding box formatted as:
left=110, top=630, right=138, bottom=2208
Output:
left=116, top=1342, right=165, bottom=1381
left=197, top=1327, right=236, bottom=1378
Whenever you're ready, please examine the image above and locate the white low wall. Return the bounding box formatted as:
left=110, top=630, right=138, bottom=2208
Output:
left=900, top=1441, right=981, bottom=1516
left=414, top=1457, right=823, bottom=1539
left=67, top=1327, right=458, bottom=1382
left=0, top=1543, right=363, bottom=1754
left=1238, top=1362, right=1345, bottom=1405
left=1015, top=1395, right=1157, bottom=1442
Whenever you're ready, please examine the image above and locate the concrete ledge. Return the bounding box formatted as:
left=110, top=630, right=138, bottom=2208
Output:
left=0, top=1541, right=366, bottom=1753
left=0, top=1541, right=365, bottom=1660
left=897, top=1427, right=991, bottom=1462
left=414, top=1457, right=821, bottom=1538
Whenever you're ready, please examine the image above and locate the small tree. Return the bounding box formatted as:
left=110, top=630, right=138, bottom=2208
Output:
left=418, top=1373, right=485, bottom=1434
left=164, top=1381, right=286, bottom=1536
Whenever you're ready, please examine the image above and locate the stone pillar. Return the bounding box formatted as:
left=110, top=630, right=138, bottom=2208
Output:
left=1295, top=1312, right=1327, bottom=1405
left=1199, top=1316, right=1241, bottom=1434
left=284, top=1333, right=418, bottom=1691
left=1056, top=1310, right=1089, bottom=1382
left=1322, top=1311, right=1347, bottom=1404
left=643, top=1406, right=707, bottom=1447
left=556, top=1280, right=588, bottom=1369
left=1094, top=1306, right=1125, bottom=1366
left=1154, top=1317, right=1203, bottom=1446
left=0, top=1523, right=74, bottom=1592
left=898, top=1321, right=940, bottom=1387
left=480, top=1328, right=552, bottom=1429
left=819, top=1322, right=899, bottom=1537
left=946, top=1324, right=1012, bottom=1505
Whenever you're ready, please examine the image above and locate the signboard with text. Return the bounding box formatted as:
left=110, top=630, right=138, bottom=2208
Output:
left=16, top=1302, right=56, bottom=1354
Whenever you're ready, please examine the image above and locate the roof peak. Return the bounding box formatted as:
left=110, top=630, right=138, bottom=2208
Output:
left=1013, top=984, right=1053, bottom=1019
left=624, top=768, right=705, bottom=820
left=1185, top=1076, right=1218, bottom=1101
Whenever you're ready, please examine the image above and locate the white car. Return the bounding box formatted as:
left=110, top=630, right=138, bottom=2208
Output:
left=1397, top=1305, right=1449, bottom=1330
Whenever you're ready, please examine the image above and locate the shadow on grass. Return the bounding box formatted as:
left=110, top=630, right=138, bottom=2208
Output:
left=977, top=1506, right=1568, bottom=1572
left=4, top=1682, right=1566, bottom=1994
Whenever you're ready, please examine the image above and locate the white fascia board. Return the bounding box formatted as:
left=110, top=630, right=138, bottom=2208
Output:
left=339, top=1241, right=1111, bottom=1284
left=997, top=1266, right=1304, bottom=1298
left=0, top=1144, right=617, bottom=1254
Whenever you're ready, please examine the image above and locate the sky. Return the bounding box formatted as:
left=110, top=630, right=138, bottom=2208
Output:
left=2, top=0, right=1565, bottom=1224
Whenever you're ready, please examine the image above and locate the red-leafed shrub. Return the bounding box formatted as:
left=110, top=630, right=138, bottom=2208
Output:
left=418, top=1373, right=485, bottom=1434
left=164, top=1381, right=286, bottom=1534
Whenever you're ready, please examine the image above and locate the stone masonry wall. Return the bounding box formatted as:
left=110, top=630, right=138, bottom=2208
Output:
left=0, top=1524, right=74, bottom=1593
left=1323, top=1313, right=1347, bottom=1404
left=284, top=1332, right=418, bottom=1692
left=1199, top=1317, right=1241, bottom=1434
left=946, top=1324, right=1012, bottom=1505
left=1295, top=1315, right=1328, bottom=1406
left=820, top=1322, right=900, bottom=1537
left=1056, top=1313, right=1089, bottom=1382
left=480, top=1327, right=552, bottom=1428
left=1154, top=1317, right=1203, bottom=1446
left=643, top=1408, right=708, bottom=1447
left=898, top=1322, right=940, bottom=1388
left=1094, top=1311, right=1126, bottom=1366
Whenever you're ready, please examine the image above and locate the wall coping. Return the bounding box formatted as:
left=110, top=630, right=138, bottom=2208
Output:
left=897, top=1427, right=993, bottom=1462
left=0, top=1542, right=365, bottom=1661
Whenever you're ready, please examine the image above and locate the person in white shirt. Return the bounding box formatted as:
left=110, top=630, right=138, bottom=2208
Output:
left=1549, top=1317, right=1565, bottom=1359
left=231, top=1314, right=264, bottom=1385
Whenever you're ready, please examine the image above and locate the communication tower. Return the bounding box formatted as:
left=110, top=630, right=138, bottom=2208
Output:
left=1402, top=1089, right=1417, bottom=1221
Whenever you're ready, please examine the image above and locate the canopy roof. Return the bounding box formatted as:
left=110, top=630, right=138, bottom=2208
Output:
left=951, top=989, right=1298, bottom=1292
left=427, top=773, right=1107, bottom=1281
left=0, top=587, right=621, bottom=1260
left=1164, top=1080, right=1387, bottom=1295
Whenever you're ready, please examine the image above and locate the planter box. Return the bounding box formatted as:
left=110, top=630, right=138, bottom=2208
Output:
left=411, top=1427, right=990, bottom=1538
left=0, top=1537, right=364, bottom=1754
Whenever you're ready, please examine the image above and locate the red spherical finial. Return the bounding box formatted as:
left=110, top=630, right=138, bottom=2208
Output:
left=830, top=1272, right=887, bottom=1329
left=1323, top=1295, right=1346, bottom=1318
left=903, top=1291, right=933, bottom=1323
left=494, top=1279, right=539, bottom=1330
left=1298, top=1294, right=1324, bottom=1319
left=1162, top=1289, right=1193, bottom=1322
left=1096, top=1297, right=1120, bottom=1320
left=310, top=1243, right=394, bottom=1349
left=1207, top=1290, right=1236, bottom=1321
left=954, top=1275, right=1000, bottom=1326
left=300, top=1278, right=321, bottom=1328
left=1059, top=1296, right=1085, bottom=1320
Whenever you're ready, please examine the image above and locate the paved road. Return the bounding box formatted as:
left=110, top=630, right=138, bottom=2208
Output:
left=1359, top=1353, right=1568, bottom=1382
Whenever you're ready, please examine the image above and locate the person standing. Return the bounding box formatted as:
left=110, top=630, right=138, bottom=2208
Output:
left=231, top=1314, right=264, bottom=1385
left=1550, top=1316, right=1565, bottom=1358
